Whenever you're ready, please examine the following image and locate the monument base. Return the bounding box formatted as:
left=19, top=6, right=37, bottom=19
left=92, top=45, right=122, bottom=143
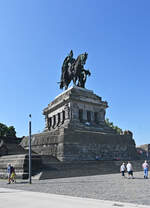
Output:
left=21, top=86, right=138, bottom=161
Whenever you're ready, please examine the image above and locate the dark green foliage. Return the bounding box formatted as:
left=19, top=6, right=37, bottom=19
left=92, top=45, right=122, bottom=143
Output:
left=0, top=123, right=8, bottom=137
left=105, top=118, right=123, bottom=134
left=0, top=123, right=16, bottom=137
left=5, top=126, right=16, bottom=137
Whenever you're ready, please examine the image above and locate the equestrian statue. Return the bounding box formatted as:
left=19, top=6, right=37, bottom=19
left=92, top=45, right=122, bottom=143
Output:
left=60, top=50, right=91, bottom=90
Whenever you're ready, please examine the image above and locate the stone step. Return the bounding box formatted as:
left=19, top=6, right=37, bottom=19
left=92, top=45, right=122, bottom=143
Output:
left=0, top=153, right=146, bottom=180
left=0, top=136, right=27, bottom=156
left=35, top=160, right=145, bottom=180
left=0, top=154, right=42, bottom=179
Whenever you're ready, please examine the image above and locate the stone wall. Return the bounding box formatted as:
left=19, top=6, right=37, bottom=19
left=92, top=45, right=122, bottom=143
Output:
left=0, top=136, right=26, bottom=156
left=63, top=128, right=137, bottom=161
left=21, top=130, right=65, bottom=161
left=21, top=127, right=138, bottom=161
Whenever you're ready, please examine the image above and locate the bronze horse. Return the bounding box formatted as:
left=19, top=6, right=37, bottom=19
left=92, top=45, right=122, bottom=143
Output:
left=60, top=52, right=89, bottom=90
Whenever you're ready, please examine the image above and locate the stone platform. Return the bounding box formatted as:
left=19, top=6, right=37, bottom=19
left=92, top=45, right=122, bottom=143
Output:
left=21, top=86, right=138, bottom=161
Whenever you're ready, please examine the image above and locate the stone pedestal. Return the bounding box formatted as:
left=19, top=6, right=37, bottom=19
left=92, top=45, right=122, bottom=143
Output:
left=21, top=86, right=138, bottom=161
left=43, top=86, right=108, bottom=132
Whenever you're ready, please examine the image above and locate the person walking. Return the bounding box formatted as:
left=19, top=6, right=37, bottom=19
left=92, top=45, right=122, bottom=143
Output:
left=120, top=163, right=126, bottom=177
left=7, top=164, right=12, bottom=184
left=10, top=166, right=16, bottom=183
left=126, top=161, right=134, bottom=179
left=142, top=160, right=149, bottom=179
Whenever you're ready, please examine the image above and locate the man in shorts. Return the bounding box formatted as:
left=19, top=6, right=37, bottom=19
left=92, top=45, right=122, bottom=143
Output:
left=126, top=161, right=134, bottom=179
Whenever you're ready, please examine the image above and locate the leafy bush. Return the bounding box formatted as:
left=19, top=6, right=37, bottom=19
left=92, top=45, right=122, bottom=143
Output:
left=105, top=118, right=123, bottom=134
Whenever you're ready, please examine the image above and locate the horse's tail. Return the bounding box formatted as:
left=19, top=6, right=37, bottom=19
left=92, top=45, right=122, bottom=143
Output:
left=57, top=81, right=63, bottom=89
left=87, top=70, right=91, bottom=76
left=60, top=81, right=64, bottom=89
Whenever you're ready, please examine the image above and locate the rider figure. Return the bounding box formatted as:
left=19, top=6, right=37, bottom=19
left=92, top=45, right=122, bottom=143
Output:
left=60, top=50, right=75, bottom=89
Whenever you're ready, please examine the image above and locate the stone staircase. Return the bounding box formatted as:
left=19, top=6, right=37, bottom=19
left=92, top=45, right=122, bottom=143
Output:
left=34, top=159, right=146, bottom=180
left=0, top=154, right=42, bottom=179
left=0, top=136, right=27, bottom=155
left=0, top=152, right=146, bottom=180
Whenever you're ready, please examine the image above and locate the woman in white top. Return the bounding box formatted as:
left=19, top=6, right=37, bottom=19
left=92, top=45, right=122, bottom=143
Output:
left=120, top=163, right=126, bottom=177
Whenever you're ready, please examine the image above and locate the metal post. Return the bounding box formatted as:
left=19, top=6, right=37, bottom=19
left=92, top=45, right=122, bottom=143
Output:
left=29, top=114, right=32, bottom=184
left=147, top=151, right=149, bottom=160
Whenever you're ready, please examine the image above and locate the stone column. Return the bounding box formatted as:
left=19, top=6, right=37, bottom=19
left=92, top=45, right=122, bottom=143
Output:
left=48, top=117, right=52, bottom=130
left=45, top=114, right=48, bottom=130
left=60, top=111, right=65, bottom=124
left=51, top=115, right=56, bottom=128
left=83, top=109, right=87, bottom=122
left=55, top=114, right=58, bottom=126
left=57, top=113, right=61, bottom=126
left=91, top=111, right=94, bottom=122
left=99, top=109, right=106, bottom=122
left=64, top=104, right=70, bottom=120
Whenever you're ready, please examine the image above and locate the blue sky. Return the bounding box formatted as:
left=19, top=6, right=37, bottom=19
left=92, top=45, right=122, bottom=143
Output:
left=0, top=0, right=150, bottom=145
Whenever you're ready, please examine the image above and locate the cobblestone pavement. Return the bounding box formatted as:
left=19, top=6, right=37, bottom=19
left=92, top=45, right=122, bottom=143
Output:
left=0, top=171, right=150, bottom=206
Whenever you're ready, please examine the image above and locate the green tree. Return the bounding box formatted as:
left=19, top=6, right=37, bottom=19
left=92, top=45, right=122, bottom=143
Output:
left=105, top=118, right=123, bottom=134
left=6, top=126, right=16, bottom=137
left=0, top=123, right=8, bottom=137
left=0, top=123, right=16, bottom=137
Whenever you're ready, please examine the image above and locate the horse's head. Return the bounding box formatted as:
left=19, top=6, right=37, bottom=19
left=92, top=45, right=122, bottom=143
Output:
left=76, top=52, right=88, bottom=66
left=81, top=52, right=88, bottom=65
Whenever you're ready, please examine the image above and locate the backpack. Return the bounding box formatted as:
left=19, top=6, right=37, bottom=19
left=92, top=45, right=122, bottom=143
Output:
left=11, top=166, right=14, bottom=172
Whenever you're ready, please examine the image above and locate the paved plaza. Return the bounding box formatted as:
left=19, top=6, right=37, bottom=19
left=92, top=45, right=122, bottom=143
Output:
left=0, top=171, right=150, bottom=207
left=0, top=188, right=149, bottom=208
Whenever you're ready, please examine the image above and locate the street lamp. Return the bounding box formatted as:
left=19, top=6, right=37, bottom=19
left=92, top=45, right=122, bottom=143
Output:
left=29, top=114, right=32, bottom=184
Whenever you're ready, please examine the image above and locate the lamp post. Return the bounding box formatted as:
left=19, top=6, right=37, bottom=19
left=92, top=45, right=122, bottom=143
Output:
left=29, top=114, right=32, bottom=184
